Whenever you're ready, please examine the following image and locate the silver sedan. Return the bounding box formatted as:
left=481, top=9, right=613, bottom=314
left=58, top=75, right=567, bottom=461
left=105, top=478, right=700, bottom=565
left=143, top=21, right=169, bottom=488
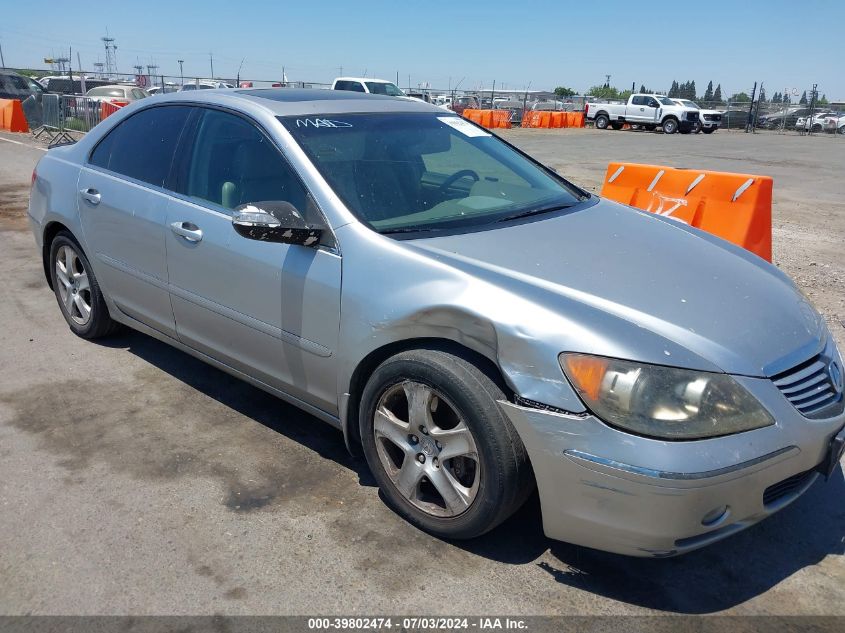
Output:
left=28, top=89, right=845, bottom=557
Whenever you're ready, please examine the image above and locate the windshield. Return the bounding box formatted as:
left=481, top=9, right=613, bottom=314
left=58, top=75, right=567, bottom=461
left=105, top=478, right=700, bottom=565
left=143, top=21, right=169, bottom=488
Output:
left=280, top=113, right=586, bottom=234
left=365, top=82, right=405, bottom=97
left=658, top=97, right=675, bottom=106
left=680, top=100, right=699, bottom=109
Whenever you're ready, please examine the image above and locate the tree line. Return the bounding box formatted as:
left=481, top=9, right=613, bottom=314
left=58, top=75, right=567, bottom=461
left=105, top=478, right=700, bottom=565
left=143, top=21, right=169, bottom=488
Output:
left=555, top=80, right=828, bottom=105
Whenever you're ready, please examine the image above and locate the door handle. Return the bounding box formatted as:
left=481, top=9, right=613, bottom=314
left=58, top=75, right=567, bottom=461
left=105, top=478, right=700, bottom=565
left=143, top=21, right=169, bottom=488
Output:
left=79, top=188, right=101, bottom=205
left=170, top=221, right=203, bottom=243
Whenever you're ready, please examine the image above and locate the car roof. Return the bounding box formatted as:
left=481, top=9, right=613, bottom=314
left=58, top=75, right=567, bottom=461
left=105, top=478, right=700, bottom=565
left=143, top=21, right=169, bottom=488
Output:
left=149, top=88, right=439, bottom=116
left=334, top=77, right=393, bottom=84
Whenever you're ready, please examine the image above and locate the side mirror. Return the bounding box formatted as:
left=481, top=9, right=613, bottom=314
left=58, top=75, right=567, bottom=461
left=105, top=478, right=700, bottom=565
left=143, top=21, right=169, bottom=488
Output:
left=232, top=201, right=322, bottom=247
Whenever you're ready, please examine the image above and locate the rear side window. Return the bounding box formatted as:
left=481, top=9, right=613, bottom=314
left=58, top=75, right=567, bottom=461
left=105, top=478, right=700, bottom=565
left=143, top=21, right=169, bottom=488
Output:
left=89, top=106, right=192, bottom=188
left=335, top=80, right=365, bottom=93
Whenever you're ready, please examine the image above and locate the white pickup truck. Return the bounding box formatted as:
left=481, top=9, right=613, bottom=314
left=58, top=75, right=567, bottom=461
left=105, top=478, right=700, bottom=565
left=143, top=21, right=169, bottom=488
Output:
left=585, top=94, right=700, bottom=134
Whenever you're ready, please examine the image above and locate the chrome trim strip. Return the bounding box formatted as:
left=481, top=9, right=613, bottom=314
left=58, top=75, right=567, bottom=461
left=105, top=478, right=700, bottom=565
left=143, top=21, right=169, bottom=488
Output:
left=563, top=445, right=799, bottom=481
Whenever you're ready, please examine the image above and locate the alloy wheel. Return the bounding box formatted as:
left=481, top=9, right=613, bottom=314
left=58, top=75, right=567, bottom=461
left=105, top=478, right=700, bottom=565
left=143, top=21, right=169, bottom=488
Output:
left=55, top=244, right=92, bottom=326
left=373, top=381, right=480, bottom=518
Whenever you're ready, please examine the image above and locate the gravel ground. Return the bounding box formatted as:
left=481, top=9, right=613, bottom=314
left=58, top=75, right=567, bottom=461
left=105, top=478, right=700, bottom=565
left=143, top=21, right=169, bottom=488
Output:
left=0, top=128, right=842, bottom=617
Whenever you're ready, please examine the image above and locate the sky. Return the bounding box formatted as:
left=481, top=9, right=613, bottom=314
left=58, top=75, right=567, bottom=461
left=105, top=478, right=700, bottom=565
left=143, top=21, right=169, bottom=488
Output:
left=2, top=0, right=844, bottom=100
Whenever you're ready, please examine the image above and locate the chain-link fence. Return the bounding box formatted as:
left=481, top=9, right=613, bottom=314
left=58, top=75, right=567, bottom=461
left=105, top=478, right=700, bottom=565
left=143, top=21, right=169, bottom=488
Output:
left=11, top=68, right=844, bottom=138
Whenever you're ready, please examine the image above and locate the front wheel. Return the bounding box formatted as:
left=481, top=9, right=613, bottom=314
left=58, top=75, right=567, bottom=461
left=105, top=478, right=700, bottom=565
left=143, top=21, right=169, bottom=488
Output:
left=702, top=127, right=716, bottom=134
left=594, top=114, right=609, bottom=130
left=662, top=118, right=678, bottom=134
left=693, top=121, right=702, bottom=134
left=49, top=232, right=119, bottom=339
left=360, top=348, right=534, bottom=539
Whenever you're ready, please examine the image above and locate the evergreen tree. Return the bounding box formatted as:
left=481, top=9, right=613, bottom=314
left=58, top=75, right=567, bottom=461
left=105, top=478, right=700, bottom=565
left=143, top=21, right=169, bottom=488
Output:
left=639, top=84, right=646, bottom=93
left=819, top=94, right=828, bottom=105
left=783, top=93, right=791, bottom=104
left=713, top=84, right=722, bottom=103
left=799, top=91, right=807, bottom=104
left=703, top=81, right=713, bottom=102
left=669, top=80, right=679, bottom=98
left=772, top=91, right=781, bottom=103
left=689, top=80, right=697, bottom=100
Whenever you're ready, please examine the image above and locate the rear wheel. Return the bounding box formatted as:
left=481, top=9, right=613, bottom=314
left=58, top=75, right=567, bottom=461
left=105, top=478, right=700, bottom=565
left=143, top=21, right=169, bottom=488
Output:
left=662, top=118, right=678, bottom=134
left=360, top=348, right=534, bottom=539
left=594, top=114, right=609, bottom=130
left=49, top=232, right=119, bottom=339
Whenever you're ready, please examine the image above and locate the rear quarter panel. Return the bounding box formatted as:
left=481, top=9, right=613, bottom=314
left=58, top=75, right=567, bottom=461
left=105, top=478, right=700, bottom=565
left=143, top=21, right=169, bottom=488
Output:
left=29, top=147, right=84, bottom=249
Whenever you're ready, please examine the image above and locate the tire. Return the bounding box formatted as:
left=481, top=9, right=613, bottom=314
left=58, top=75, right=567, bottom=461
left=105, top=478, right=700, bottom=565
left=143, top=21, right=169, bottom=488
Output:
left=359, top=347, right=534, bottom=539
left=702, top=127, right=716, bottom=134
left=49, top=232, right=119, bottom=339
left=594, top=114, right=609, bottom=130
left=610, top=121, right=624, bottom=130
left=693, top=121, right=702, bottom=134
left=662, top=118, right=678, bottom=134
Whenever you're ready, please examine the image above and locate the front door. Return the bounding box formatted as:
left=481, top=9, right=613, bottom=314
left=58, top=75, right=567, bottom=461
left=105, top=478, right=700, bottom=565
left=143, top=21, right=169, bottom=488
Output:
left=78, top=105, right=192, bottom=337
left=165, top=107, right=341, bottom=413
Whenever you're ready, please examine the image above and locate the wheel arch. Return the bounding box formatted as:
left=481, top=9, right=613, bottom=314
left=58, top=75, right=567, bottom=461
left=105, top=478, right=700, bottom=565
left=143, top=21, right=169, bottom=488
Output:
left=41, top=220, right=76, bottom=290
left=343, top=337, right=513, bottom=455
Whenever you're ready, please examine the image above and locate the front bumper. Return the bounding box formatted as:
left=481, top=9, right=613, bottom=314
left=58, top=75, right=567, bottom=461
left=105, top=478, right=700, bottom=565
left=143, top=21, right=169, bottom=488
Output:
left=500, top=374, right=844, bottom=557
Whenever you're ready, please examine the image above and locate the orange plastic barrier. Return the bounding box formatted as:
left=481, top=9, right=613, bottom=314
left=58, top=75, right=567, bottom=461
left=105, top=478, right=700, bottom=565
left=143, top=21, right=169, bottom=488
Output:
left=600, top=162, right=773, bottom=261
left=100, top=101, right=126, bottom=121
left=521, top=110, right=585, bottom=129
left=461, top=109, right=511, bottom=129
left=0, top=99, right=29, bottom=133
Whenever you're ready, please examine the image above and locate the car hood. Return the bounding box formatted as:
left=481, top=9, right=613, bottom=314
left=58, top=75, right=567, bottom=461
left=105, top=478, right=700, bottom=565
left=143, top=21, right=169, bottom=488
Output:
left=406, top=198, right=824, bottom=378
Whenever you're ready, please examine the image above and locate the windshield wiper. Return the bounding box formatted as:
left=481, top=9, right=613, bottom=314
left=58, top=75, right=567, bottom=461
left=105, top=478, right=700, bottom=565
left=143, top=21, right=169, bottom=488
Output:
left=495, top=203, right=574, bottom=223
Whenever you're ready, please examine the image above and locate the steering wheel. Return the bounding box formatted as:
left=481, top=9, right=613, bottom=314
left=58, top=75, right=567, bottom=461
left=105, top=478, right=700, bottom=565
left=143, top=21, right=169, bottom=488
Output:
left=438, top=169, right=480, bottom=194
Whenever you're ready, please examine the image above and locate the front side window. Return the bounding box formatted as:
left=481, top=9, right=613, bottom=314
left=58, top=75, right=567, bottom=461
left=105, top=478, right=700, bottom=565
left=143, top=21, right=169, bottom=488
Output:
left=658, top=97, right=675, bottom=106
left=181, top=108, right=309, bottom=213
left=631, top=96, right=645, bottom=106
left=280, top=113, right=586, bottom=235
left=89, top=105, right=192, bottom=187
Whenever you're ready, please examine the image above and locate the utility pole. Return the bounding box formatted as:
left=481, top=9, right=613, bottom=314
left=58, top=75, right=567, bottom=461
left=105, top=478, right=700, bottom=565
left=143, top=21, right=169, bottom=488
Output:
left=209, top=53, right=214, bottom=79
left=0, top=39, right=5, bottom=68
left=237, top=57, right=245, bottom=87
left=178, top=59, right=184, bottom=85
left=605, top=74, right=611, bottom=88
left=745, top=81, right=757, bottom=133
left=102, top=34, right=118, bottom=77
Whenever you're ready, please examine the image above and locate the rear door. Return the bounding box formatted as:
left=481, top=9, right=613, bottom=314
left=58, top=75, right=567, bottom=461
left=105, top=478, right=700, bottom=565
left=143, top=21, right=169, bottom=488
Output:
left=165, top=106, right=342, bottom=413
left=78, top=105, right=192, bottom=337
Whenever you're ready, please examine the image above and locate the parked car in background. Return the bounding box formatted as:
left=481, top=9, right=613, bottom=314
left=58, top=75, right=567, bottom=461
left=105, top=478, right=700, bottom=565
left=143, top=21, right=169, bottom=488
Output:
left=86, top=85, right=150, bottom=104
left=671, top=99, right=722, bottom=133
left=795, top=112, right=840, bottom=132
left=492, top=99, right=525, bottom=126
left=28, top=89, right=845, bottom=558
left=585, top=94, right=699, bottom=134
left=332, top=77, right=405, bottom=97
left=450, top=95, right=479, bottom=115
left=531, top=100, right=566, bottom=111
left=40, top=76, right=113, bottom=95
left=757, top=107, right=809, bottom=130
left=179, top=81, right=235, bottom=91
left=0, top=69, right=46, bottom=102
left=824, top=114, right=845, bottom=134
left=147, top=85, right=180, bottom=96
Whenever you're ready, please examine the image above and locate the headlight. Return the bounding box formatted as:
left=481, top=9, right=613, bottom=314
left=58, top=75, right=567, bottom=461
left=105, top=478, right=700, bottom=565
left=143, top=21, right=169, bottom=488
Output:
left=559, top=353, right=774, bottom=440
